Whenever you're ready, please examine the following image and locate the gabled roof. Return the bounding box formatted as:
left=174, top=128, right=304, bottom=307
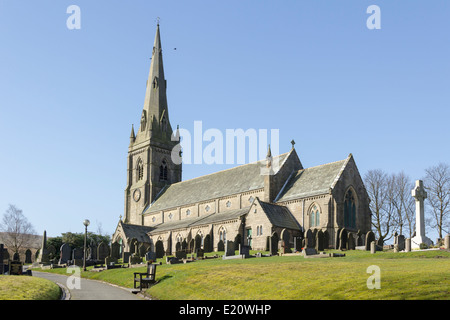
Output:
left=257, top=199, right=300, bottom=230
left=148, top=207, right=249, bottom=234
left=118, top=221, right=153, bottom=243
left=275, top=155, right=350, bottom=203
left=144, top=151, right=292, bottom=214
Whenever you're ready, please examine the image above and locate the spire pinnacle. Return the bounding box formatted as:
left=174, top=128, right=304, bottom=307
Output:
left=130, top=124, right=136, bottom=144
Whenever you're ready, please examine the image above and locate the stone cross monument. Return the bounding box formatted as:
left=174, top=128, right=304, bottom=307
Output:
left=411, top=180, right=433, bottom=249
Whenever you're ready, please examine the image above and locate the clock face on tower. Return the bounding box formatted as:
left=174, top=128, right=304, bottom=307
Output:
left=133, top=189, right=141, bottom=202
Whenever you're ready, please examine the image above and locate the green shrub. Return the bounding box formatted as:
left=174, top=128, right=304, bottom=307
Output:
left=419, top=243, right=428, bottom=249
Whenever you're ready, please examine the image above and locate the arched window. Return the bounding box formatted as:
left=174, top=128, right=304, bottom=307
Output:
left=309, top=205, right=320, bottom=228
left=219, top=227, right=227, bottom=241
left=159, top=160, right=168, bottom=181
left=344, top=189, right=357, bottom=228
left=136, top=159, right=144, bottom=182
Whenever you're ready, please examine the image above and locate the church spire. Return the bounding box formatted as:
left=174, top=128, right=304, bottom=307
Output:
left=139, top=23, right=171, bottom=136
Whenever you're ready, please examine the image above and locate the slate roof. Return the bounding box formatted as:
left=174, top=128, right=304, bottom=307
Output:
left=258, top=200, right=300, bottom=230
left=275, top=157, right=349, bottom=203
left=144, top=152, right=291, bottom=214
left=148, top=207, right=249, bottom=234
left=120, top=222, right=153, bottom=242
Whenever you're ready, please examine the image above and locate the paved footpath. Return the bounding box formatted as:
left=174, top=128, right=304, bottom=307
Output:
left=33, top=271, right=144, bottom=300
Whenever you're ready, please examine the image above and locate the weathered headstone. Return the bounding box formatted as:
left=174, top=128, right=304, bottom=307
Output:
left=269, top=233, right=278, bottom=255
left=13, top=252, right=20, bottom=262
left=305, top=229, right=314, bottom=248
left=59, top=243, right=71, bottom=264
left=443, top=234, right=450, bottom=250
left=239, top=244, right=250, bottom=258
left=370, top=241, right=376, bottom=254
left=72, top=248, right=83, bottom=260
left=47, top=245, right=56, bottom=259
left=411, top=180, right=433, bottom=249
left=0, top=244, right=4, bottom=274
left=37, top=230, right=50, bottom=264
left=97, top=242, right=110, bottom=260
left=146, top=251, right=157, bottom=262
left=111, top=242, right=120, bottom=260
left=339, top=229, right=348, bottom=251
left=323, top=230, right=329, bottom=250
left=293, top=236, right=301, bottom=252
left=365, top=231, right=375, bottom=251
left=315, top=230, right=324, bottom=252
left=175, top=251, right=186, bottom=260
left=122, top=251, right=131, bottom=264
left=217, top=240, right=224, bottom=252
left=225, top=240, right=235, bottom=256
left=405, top=238, right=411, bottom=252
left=347, top=233, right=355, bottom=250
left=25, top=249, right=32, bottom=264
left=396, top=234, right=405, bottom=251
left=9, top=261, right=23, bottom=275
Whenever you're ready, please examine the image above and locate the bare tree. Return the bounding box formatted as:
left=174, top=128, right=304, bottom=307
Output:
left=364, top=169, right=395, bottom=242
left=0, top=204, right=36, bottom=254
left=423, top=163, right=450, bottom=240
left=390, top=172, right=415, bottom=238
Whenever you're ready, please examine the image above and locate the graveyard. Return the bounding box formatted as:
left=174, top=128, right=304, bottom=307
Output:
left=36, top=247, right=450, bottom=300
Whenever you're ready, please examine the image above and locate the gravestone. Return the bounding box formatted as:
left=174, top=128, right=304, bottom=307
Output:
left=411, top=180, right=433, bottom=249
left=315, top=230, right=324, bottom=252
left=217, top=240, right=224, bottom=252
left=444, top=234, right=450, bottom=250
left=396, top=234, right=405, bottom=251
left=302, top=247, right=318, bottom=257
left=111, top=242, right=120, bottom=260
left=339, top=229, right=348, bottom=251
left=122, top=251, right=131, bottom=264
left=196, top=248, right=204, bottom=259
left=347, top=233, right=355, bottom=250
left=225, top=240, right=235, bottom=256
left=293, top=236, right=301, bottom=252
left=88, top=244, right=97, bottom=260
left=72, top=248, right=83, bottom=260
left=47, top=245, right=56, bottom=259
left=239, top=244, right=250, bottom=258
left=138, top=243, right=147, bottom=258
left=365, top=231, right=375, bottom=251
left=356, top=230, right=363, bottom=246
left=175, top=251, right=186, bottom=260
left=0, top=244, right=4, bottom=274
left=280, top=229, right=290, bottom=251
left=9, top=261, right=23, bottom=275
left=370, top=241, right=376, bottom=254
left=146, top=251, right=157, bottom=262
left=97, top=242, right=110, bottom=260
left=37, top=230, right=50, bottom=264
left=305, top=229, right=314, bottom=248
left=25, top=250, right=32, bottom=264
left=405, top=238, right=411, bottom=252
left=59, top=243, right=71, bottom=264
left=269, top=232, right=279, bottom=255
left=323, top=230, right=329, bottom=250
left=13, top=252, right=20, bottom=262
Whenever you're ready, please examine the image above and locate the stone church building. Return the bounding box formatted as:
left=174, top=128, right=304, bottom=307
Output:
left=112, top=25, right=372, bottom=257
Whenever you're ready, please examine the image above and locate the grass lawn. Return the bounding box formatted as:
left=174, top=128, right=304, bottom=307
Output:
left=39, top=249, right=450, bottom=300
left=0, top=275, right=61, bottom=300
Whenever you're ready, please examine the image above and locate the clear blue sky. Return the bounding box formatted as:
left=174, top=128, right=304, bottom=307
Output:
left=0, top=1, right=449, bottom=239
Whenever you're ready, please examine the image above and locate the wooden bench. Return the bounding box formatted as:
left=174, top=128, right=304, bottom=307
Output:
left=134, top=263, right=157, bottom=290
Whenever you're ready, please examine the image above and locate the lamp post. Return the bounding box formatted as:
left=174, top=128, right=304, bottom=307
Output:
left=83, top=219, right=90, bottom=271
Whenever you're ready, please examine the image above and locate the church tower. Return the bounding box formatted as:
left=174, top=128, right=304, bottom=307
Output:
left=124, top=24, right=182, bottom=225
